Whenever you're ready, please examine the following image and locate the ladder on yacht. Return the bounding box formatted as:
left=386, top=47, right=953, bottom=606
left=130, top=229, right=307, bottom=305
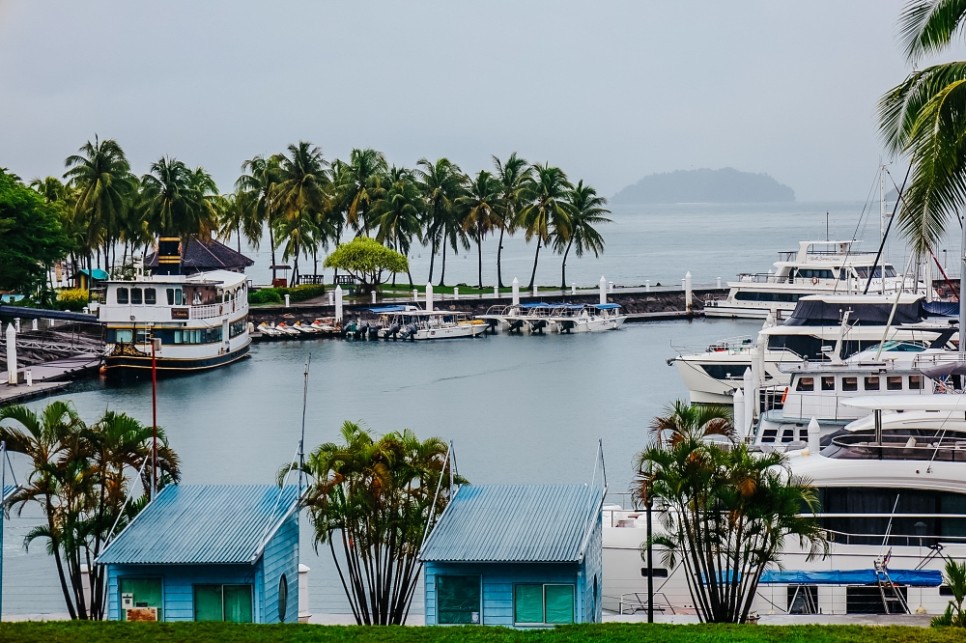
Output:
left=874, top=551, right=909, bottom=614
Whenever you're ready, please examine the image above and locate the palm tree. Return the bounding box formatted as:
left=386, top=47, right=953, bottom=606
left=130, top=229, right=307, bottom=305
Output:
left=373, top=166, right=423, bottom=286
left=340, top=148, right=388, bottom=235
left=555, top=181, right=611, bottom=288
left=63, top=136, right=135, bottom=271
left=140, top=157, right=216, bottom=240
left=879, top=0, right=966, bottom=256
left=236, top=155, right=282, bottom=282
left=415, top=158, right=467, bottom=286
left=458, top=170, right=501, bottom=288
left=518, top=163, right=572, bottom=290
left=272, top=141, right=330, bottom=285
left=493, top=153, right=531, bottom=288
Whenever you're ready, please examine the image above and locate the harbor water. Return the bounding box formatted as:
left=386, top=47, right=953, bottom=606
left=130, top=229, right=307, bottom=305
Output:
left=2, top=199, right=959, bottom=619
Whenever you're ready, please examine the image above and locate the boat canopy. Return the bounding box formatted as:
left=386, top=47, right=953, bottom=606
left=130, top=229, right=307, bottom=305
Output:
left=594, top=303, right=621, bottom=310
left=365, top=305, right=415, bottom=313
left=784, top=295, right=927, bottom=327
left=842, top=394, right=966, bottom=413
left=759, top=569, right=941, bottom=587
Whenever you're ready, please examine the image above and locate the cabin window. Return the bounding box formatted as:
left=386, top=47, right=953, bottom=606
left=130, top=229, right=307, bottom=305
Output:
left=117, top=288, right=129, bottom=304
left=114, top=329, right=133, bottom=343
left=166, top=288, right=184, bottom=305
left=910, top=375, right=924, bottom=390
left=119, top=577, right=163, bottom=621
left=144, top=288, right=157, bottom=305
left=796, top=377, right=814, bottom=392
left=194, top=584, right=253, bottom=623
left=821, top=376, right=835, bottom=391
left=130, top=288, right=142, bottom=305
left=842, top=377, right=858, bottom=392
left=437, top=575, right=481, bottom=625
left=864, top=376, right=880, bottom=391
left=887, top=376, right=903, bottom=391
left=514, top=583, right=575, bottom=625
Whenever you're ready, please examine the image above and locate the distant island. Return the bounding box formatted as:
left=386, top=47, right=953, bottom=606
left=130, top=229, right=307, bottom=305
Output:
left=612, top=167, right=795, bottom=204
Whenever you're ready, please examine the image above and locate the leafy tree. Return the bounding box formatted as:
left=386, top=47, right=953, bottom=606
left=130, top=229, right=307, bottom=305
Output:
left=458, top=170, right=501, bottom=289
left=555, top=181, right=611, bottom=288
left=634, top=401, right=826, bottom=623
left=415, top=158, right=466, bottom=286
left=933, top=558, right=966, bottom=627
left=373, top=166, right=423, bottom=286
left=289, top=421, right=463, bottom=625
left=492, top=153, right=532, bottom=288
left=63, top=136, right=135, bottom=270
left=518, top=164, right=573, bottom=290
left=339, top=148, right=388, bottom=236
left=323, top=236, right=408, bottom=293
left=236, top=155, right=282, bottom=281
left=140, top=157, right=218, bottom=240
left=879, top=0, right=966, bottom=255
left=0, top=402, right=180, bottom=620
left=0, top=169, right=71, bottom=296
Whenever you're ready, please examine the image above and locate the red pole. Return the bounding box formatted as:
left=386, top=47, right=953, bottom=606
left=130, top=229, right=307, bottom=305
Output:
left=151, top=336, right=158, bottom=500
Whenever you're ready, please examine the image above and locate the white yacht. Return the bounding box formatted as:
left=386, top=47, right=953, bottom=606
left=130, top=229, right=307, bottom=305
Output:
left=546, top=303, right=627, bottom=333
left=375, top=307, right=488, bottom=340
left=704, top=240, right=922, bottom=319
left=99, top=268, right=251, bottom=377
left=669, top=293, right=957, bottom=405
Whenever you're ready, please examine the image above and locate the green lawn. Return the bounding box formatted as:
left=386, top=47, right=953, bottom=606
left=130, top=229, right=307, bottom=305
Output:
left=0, top=622, right=956, bottom=643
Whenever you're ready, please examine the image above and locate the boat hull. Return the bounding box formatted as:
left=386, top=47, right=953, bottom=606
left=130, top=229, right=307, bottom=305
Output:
left=103, top=343, right=251, bottom=379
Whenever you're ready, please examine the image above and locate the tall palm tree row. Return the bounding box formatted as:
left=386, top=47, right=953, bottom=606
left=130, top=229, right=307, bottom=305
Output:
left=39, top=138, right=611, bottom=289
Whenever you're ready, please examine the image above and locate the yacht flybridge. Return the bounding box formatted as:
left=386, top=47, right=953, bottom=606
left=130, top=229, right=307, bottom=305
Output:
left=704, top=240, right=925, bottom=319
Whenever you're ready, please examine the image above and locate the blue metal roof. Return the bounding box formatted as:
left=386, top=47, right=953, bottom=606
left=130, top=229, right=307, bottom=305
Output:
left=420, top=484, right=603, bottom=563
left=97, top=484, right=299, bottom=566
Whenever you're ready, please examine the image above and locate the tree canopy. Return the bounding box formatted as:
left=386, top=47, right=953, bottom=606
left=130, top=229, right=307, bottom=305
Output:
left=323, top=237, right=408, bottom=292
left=0, top=169, right=71, bottom=294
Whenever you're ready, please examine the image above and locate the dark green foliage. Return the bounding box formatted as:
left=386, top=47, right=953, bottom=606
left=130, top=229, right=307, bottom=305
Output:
left=250, top=288, right=285, bottom=304
left=286, top=284, right=325, bottom=302
left=932, top=558, right=966, bottom=627
left=0, top=622, right=958, bottom=642
left=0, top=169, right=71, bottom=294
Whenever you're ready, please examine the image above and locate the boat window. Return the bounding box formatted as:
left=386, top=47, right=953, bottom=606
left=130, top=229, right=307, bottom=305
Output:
left=821, top=376, right=835, bottom=391
left=864, top=376, right=880, bottom=391
left=886, top=376, right=903, bottom=391
left=910, top=375, right=924, bottom=390
left=842, top=377, right=858, bottom=391
left=144, top=288, right=157, bottom=305
left=131, top=288, right=143, bottom=305
left=796, top=377, right=814, bottom=392
left=115, top=329, right=133, bottom=343
left=117, top=287, right=129, bottom=304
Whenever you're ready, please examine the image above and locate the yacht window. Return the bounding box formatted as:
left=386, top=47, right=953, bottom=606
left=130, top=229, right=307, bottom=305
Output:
left=886, top=376, right=903, bottom=391
left=821, top=376, right=835, bottom=391
left=115, top=329, right=133, bottom=343
left=131, top=288, right=143, bottom=305
left=796, top=377, right=814, bottom=392
left=117, top=288, right=129, bottom=304
left=144, top=288, right=157, bottom=305
left=864, top=376, right=880, bottom=391
left=910, top=375, right=924, bottom=390
left=842, top=377, right=858, bottom=392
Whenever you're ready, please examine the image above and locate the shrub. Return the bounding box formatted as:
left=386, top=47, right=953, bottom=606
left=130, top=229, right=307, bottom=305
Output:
left=249, top=288, right=283, bottom=305
left=286, top=284, right=325, bottom=302
left=55, top=288, right=90, bottom=311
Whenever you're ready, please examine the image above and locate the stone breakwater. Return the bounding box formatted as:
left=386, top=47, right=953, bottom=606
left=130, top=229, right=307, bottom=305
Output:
left=248, top=288, right=726, bottom=327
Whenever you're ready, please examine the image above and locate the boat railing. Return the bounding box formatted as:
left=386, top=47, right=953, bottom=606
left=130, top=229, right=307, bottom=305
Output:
left=190, top=302, right=229, bottom=320
left=704, top=335, right=756, bottom=354
left=736, top=272, right=795, bottom=284
left=825, top=433, right=966, bottom=462
left=616, top=592, right=676, bottom=615
left=819, top=522, right=966, bottom=547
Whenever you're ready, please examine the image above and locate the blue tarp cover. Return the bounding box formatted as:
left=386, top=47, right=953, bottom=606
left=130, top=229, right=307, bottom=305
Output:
left=365, top=305, right=410, bottom=313
left=760, top=569, right=942, bottom=587
left=923, top=300, right=959, bottom=318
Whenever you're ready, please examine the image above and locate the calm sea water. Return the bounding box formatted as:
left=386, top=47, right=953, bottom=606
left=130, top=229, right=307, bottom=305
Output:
left=2, top=201, right=956, bottom=619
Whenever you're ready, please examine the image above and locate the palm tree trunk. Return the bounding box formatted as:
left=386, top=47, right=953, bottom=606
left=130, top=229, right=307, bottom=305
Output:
left=438, top=239, right=447, bottom=287
left=427, top=238, right=437, bottom=283
left=496, top=226, right=506, bottom=288
left=560, top=238, right=574, bottom=289
left=477, top=231, right=483, bottom=289
left=269, top=221, right=278, bottom=283
left=527, top=238, right=542, bottom=290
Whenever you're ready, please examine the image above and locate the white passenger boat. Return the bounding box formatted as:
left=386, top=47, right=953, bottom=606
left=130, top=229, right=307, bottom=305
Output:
left=98, top=266, right=251, bottom=377
left=669, top=293, right=957, bottom=405
left=476, top=303, right=532, bottom=334
left=546, top=303, right=627, bottom=333
left=604, top=395, right=966, bottom=617
left=704, top=240, right=923, bottom=319
left=375, top=307, right=488, bottom=340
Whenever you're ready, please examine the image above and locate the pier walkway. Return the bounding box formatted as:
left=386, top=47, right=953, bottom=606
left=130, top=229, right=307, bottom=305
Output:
left=1, top=353, right=101, bottom=406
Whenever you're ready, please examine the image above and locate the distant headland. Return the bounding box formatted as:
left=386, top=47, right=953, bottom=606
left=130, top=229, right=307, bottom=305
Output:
left=612, top=167, right=795, bottom=205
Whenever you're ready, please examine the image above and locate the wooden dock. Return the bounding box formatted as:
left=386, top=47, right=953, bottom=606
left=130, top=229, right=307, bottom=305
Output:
left=1, top=352, right=101, bottom=406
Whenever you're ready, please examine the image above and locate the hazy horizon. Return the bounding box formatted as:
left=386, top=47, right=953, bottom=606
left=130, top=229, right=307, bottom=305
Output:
left=4, top=1, right=966, bottom=203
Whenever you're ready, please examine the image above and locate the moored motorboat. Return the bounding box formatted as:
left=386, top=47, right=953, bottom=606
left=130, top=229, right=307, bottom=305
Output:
left=376, top=308, right=487, bottom=340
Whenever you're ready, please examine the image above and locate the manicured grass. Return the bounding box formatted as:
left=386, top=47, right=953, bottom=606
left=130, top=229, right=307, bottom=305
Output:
left=0, top=622, right=956, bottom=643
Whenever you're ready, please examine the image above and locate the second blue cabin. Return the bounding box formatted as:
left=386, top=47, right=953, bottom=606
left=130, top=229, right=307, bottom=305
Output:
left=420, top=484, right=604, bottom=628
left=97, top=484, right=300, bottom=623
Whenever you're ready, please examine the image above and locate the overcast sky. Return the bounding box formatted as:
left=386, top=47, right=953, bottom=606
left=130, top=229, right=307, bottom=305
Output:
left=2, top=1, right=963, bottom=202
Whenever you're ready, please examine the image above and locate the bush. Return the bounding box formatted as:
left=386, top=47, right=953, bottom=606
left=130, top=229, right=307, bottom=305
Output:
left=55, top=288, right=90, bottom=311
left=286, top=284, right=325, bottom=302
left=249, top=288, right=283, bottom=305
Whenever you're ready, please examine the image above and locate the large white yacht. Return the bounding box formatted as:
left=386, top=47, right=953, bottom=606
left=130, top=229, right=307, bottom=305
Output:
left=704, top=240, right=921, bottom=319
left=669, top=293, right=958, bottom=405
left=604, top=395, right=966, bottom=617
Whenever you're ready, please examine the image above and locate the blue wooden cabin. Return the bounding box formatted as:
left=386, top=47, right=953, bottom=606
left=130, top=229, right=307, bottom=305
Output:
left=97, top=484, right=300, bottom=623
left=420, top=484, right=604, bottom=628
